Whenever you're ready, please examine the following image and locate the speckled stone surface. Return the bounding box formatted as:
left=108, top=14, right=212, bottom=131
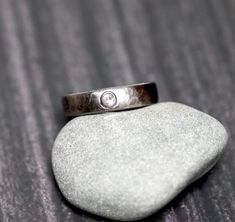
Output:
left=52, top=102, right=228, bottom=221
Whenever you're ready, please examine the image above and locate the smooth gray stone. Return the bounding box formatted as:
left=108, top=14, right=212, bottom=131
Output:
left=52, top=102, right=228, bottom=221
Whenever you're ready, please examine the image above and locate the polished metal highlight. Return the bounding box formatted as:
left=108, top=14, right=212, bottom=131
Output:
left=62, top=82, right=158, bottom=116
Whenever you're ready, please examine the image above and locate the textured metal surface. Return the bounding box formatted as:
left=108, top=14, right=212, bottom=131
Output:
left=0, top=0, right=234, bottom=222
left=62, top=82, right=158, bottom=116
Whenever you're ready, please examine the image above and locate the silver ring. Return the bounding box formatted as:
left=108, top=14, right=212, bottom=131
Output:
left=62, top=82, right=158, bottom=116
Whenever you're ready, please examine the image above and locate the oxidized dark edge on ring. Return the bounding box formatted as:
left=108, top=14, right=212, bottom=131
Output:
left=62, top=82, right=158, bottom=116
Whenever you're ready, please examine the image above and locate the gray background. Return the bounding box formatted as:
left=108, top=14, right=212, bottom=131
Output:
left=0, top=0, right=234, bottom=221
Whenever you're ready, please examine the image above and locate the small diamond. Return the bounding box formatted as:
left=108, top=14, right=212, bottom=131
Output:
left=100, top=91, right=117, bottom=108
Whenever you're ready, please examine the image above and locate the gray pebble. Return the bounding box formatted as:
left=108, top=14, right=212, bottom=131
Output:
left=52, top=102, right=228, bottom=221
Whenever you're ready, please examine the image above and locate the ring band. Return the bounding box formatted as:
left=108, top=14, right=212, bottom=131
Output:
left=62, top=82, right=158, bottom=116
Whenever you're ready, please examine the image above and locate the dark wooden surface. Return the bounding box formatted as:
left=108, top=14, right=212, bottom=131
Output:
left=0, top=0, right=234, bottom=221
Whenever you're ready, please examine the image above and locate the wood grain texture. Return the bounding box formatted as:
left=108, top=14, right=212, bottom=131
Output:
left=0, top=0, right=234, bottom=221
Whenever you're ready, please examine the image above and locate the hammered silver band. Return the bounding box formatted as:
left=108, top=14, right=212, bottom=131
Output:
left=62, top=82, right=158, bottom=116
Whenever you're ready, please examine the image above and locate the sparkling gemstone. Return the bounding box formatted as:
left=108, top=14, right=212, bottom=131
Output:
left=100, top=91, right=117, bottom=108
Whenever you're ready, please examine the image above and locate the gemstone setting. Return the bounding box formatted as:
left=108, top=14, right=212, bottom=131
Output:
left=100, top=91, right=117, bottom=108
